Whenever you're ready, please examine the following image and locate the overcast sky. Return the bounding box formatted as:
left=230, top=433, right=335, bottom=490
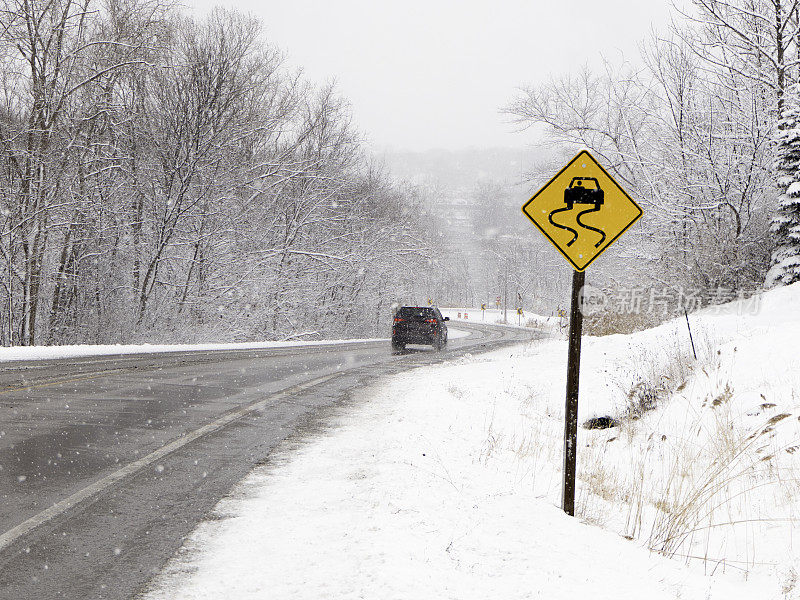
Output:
left=189, top=1, right=676, bottom=152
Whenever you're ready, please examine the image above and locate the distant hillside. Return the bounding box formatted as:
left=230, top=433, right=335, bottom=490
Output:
left=376, top=146, right=559, bottom=191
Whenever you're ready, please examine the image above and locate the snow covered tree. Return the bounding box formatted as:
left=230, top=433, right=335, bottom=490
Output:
left=0, top=4, right=441, bottom=345
left=506, top=42, right=774, bottom=296
left=678, top=0, right=800, bottom=118
left=767, top=85, right=800, bottom=286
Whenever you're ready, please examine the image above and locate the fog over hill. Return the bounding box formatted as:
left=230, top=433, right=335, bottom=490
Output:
left=374, top=144, right=649, bottom=312
left=377, top=146, right=559, bottom=192
left=372, top=145, right=572, bottom=311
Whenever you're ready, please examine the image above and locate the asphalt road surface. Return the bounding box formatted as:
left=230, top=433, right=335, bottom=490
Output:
left=0, top=322, right=539, bottom=599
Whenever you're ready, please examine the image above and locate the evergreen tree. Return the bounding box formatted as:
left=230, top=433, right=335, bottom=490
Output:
left=767, top=86, right=800, bottom=287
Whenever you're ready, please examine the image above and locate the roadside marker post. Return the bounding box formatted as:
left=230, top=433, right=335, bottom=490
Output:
left=521, top=150, right=642, bottom=516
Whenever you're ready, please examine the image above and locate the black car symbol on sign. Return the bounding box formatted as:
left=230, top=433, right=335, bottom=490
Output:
left=547, top=177, right=607, bottom=248
left=564, top=177, right=603, bottom=209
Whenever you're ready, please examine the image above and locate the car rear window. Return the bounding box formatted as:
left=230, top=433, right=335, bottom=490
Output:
left=397, top=307, right=436, bottom=319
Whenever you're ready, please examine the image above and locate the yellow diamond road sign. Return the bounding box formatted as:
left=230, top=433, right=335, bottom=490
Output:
left=521, top=150, right=642, bottom=271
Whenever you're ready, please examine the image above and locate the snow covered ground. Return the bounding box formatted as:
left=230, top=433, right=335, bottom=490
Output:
left=446, top=327, right=470, bottom=340
left=141, top=284, right=800, bottom=599
left=441, top=306, right=561, bottom=333
left=0, top=338, right=390, bottom=363
left=0, top=329, right=470, bottom=364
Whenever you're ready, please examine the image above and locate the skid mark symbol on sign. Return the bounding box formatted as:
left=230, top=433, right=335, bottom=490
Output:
left=548, top=177, right=607, bottom=248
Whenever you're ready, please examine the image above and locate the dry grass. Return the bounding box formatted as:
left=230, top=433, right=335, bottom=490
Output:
left=577, top=376, right=800, bottom=574
left=471, top=313, right=800, bottom=575
left=575, top=317, right=799, bottom=572
left=583, top=310, right=667, bottom=336
left=645, top=402, right=768, bottom=559
left=611, top=326, right=719, bottom=422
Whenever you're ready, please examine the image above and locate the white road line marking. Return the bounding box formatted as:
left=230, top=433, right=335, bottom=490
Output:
left=0, top=372, right=339, bottom=552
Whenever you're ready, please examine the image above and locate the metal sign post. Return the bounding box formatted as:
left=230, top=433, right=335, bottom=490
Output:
left=520, top=149, right=642, bottom=517
left=562, top=270, right=585, bottom=516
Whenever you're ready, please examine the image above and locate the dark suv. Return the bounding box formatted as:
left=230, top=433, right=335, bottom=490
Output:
left=392, top=306, right=449, bottom=352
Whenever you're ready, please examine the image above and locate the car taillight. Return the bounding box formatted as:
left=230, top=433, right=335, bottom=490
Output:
left=425, top=318, right=437, bottom=323
left=393, top=318, right=404, bottom=323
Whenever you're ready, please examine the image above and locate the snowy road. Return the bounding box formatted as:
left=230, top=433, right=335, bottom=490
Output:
left=0, top=322, right=538, bottom=600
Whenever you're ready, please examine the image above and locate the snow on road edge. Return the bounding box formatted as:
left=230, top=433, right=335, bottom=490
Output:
left=0, top=329, right=471, bottom=364
left=0, top=338, right=388, bottom=363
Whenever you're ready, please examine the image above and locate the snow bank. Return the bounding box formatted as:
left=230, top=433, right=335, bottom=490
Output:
left=441, top=307, right=560, bottom=332
left=141, top=283, right=800, bottom=599
left=0, top=329, right=472, bottom=364
left=0, top=338, right=388, bottom=363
